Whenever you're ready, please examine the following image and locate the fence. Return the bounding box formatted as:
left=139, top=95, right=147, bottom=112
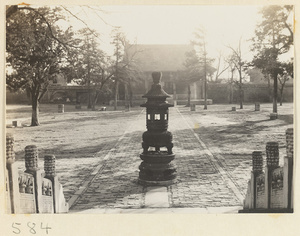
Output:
left=5, top=133, right=69, bottom=214
left=239, top=128, right=293, bottom=213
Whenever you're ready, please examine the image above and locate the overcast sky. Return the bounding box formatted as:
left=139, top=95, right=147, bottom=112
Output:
left=31, top=4, right=293, bottom=77
left=64, top=5, right=263, bottom=60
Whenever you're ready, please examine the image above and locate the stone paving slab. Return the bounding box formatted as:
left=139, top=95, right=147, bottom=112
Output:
left=70, top=107, right=245, bottom=212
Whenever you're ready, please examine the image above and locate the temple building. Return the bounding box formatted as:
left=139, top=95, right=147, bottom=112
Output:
left=127, top=44, right=207, bottom=105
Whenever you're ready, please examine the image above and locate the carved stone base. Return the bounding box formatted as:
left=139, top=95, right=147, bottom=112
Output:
left=138, top=151, right=177, bottom=186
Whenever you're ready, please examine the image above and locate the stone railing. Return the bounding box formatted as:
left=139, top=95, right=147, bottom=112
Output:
left=239, top=128, right=293, bottom=213
left=5, top=134, right=69, bottom=214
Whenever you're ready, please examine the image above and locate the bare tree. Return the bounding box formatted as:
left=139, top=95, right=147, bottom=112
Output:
left=214, top=51, right=229, bottom=82
left=192, top=26, right=214, bottom=110
left=227, top=38, right=247, bottom=109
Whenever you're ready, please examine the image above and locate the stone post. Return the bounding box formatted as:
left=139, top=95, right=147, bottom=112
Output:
left=44, top=155, right=56, bottom=178
left=190, top=104, right=196, bottom=111
left=252, top=151, right=263, bottom=209
left=25, top=145, right=39, bottom=173
left=265, top=142, right=279, bottom=208
left=266, top=142, right=279, bottom=169
left=25, top=145, right=43, bottom=213
left=270, top=113, right=278, bottom=120
left=58, top=104, right=64, bottom=113
left=6, top=133, right=15, bottom=165
left=6, top=133, right=20, bottom=213
left=43, top=154, right=68, bottom=213
left=252, top=151, right=263, bottom=174
left=286, top=128, right=293, bottom=158
left=285, top=128, right=293, bottom=209
left=255, top=103, right=260, bottom=111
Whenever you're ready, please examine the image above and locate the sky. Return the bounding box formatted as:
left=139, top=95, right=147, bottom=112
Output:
left=64, top=5, right=263, bottom=60
left=19, top=4, right=294, bottom=78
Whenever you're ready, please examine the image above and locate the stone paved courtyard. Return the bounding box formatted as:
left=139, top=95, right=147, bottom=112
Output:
left=6, top=103, right=293, bottom=213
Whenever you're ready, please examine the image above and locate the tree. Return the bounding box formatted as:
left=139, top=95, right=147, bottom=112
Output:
left=214, top=51, right=229, bottom=82
left=119, top=44, right=143, bottom=107
left=110, top=28, right=125, bottom=110
left=191, top=27, right=214, bottom=109
left=6, top=7, right=73, bottom=126
left=227, top=38, right=248, bottom=109
left=64, top=28, right=107, bottom=109
left=184, top=49, right=200, bottom=107
left=110, top=29, right=142, bottom=110
left=278, top=60, right=293, bottom=106
left=252, top=5, right=293, bottom=114
left=225, top=56, right=236, bottom=104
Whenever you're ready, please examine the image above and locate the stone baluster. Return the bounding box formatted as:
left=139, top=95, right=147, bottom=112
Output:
left=44, top=155, right=56, bottom=178
left=6, top=133, right=15, bottom=165
left=25, top=145, right=39, bottom=173
left=24, top=145, right=43, bottom=213
left=285, top=128, right=293, bottom=209
left=266, top=142, right=279, bottom=169
left=286, top=128, right=293, bottom=158
left=265, top=142, right=279, bottom=209
left=252, top=151, right=263, bottom=174
left=6, top=133, right=21, bottom=213
left=251, top=151, right=263, bottom=209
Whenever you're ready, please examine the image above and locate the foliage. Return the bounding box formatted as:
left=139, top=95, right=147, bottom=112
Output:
left=6, top=6, right=73, bottom=125
left=251, top=5, right=293, bottom=111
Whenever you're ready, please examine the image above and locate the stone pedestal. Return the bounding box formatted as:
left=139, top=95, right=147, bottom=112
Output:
left=139, top=152, right=176, bottom=186
left=190, top=104, right=196, bottom=111
left=255, top=103, right=260, bottom=111
left=58, top=104, right=64, bottom=113
left=270, top=113, right=277, bottom=120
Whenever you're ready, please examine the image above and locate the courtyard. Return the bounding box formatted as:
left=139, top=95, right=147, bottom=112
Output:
left=6, top=102, right=293, bottom=213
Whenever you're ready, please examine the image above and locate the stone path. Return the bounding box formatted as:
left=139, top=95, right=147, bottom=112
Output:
left=69, top=107, right=248, bottom=212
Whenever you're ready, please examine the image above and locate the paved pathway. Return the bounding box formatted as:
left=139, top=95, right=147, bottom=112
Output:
left=69, top=107, right=247, bottom=213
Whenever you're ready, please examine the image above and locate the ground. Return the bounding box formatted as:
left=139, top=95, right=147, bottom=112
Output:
left=5, top=102, right=293, bottom=212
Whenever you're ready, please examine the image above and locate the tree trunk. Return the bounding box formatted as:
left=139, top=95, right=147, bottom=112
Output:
left=204, top=77, right=207, bottom=110
left=267, top=75, right=272, bottom=102
left=186, top=84, right=191, bottom=107
left=128, top=81, right=133, bottom=107
left=239, top=85, right=243, bottom=109
left=26, top=87, right=32, bottom=105
left=229, top=83, right=233, bottom=104
left=173, top=82, right=177, bottom=106
left=239, top=70, right=243, bottom=109
left=273, top=73, right=278, bottom=113
left=114, top=80, right=119, bottom=111
left=92, top=90, right=100, bottom=111
left=124, top=83, right=129, bottom=106
left=31, top=94, right=40, bottom=126
left=279, top=86, right=284, bottom=106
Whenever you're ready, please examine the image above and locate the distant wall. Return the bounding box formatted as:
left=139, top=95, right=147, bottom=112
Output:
left=207, top=83, right=293, bottom=104
left=6, top=83, right=293, bottom=105
left=6, top=89, right=29, bottom=104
